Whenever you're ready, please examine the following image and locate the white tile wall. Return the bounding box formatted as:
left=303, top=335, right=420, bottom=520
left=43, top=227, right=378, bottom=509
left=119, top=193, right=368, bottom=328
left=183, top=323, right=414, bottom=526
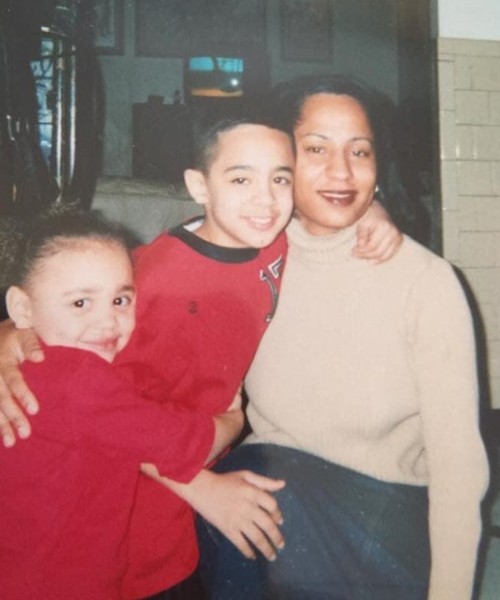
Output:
left=438, top=38, right=500, bottom=408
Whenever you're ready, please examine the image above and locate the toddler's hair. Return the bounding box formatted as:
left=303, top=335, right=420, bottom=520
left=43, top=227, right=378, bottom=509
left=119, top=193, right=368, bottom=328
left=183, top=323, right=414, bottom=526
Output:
left=0, top=203, right=132, bottom=290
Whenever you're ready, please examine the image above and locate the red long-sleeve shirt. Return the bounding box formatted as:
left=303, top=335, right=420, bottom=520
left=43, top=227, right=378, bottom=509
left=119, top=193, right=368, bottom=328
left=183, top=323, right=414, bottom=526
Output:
left=0, top=345, right=214, bottom=600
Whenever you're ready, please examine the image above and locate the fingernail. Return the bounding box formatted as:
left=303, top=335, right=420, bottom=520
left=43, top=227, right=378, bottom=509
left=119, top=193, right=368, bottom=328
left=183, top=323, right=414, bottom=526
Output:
left=27, top=404, right=39, bottom=415
left=3, top=435, right=14, bottom=448
left=17, top=426, right=29, bottom=439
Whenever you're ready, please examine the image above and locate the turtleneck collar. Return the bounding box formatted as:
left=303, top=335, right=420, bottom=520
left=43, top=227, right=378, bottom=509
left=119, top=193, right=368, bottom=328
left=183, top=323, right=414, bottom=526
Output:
left=286, top=217, right=359, bottom=266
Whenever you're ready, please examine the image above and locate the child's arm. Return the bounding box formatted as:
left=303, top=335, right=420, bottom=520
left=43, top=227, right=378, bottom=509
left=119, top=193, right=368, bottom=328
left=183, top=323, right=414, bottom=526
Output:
left=0, top=320, right=43, bottom=446
left=209, top=387, right=244, bottom=462
left=141, top=465, right=285, bottom=561
left=353, top=200, right=403, bottom=263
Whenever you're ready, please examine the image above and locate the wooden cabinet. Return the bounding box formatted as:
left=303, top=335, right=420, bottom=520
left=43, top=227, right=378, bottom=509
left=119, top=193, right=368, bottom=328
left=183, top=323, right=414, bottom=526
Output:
left=132, top=102, right=192, bottom=183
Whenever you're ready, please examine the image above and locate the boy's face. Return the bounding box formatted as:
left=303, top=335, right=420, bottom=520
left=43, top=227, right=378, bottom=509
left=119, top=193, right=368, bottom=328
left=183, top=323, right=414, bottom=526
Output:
left=293, top=93, right=377, bottom=236
left=17, top=240, right=136, bottom=363
left=187, top=124, right=294, bottom=248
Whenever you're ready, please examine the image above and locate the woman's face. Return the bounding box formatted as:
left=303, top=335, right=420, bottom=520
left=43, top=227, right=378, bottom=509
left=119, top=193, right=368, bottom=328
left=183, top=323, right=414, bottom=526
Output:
left=293, top=93, right=377, bottom=236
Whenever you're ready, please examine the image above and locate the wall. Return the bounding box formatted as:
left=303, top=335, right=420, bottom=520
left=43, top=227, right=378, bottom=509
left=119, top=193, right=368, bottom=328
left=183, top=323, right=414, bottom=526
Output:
left=98, top=0, right=399, bottom=177
left=436, top=1, right=500, bottom=408
left=438, top=0, right=500, bottom=41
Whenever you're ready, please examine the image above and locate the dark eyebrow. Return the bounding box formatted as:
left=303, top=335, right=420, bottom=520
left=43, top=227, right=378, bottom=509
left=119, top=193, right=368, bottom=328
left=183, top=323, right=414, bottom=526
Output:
left=299, top=133, right=374, bottom=145
left=62, top=284, right=135, bottom=298
left=223, top=165, right=252, bottom=173
left=223, top=165, right=294, bottom=174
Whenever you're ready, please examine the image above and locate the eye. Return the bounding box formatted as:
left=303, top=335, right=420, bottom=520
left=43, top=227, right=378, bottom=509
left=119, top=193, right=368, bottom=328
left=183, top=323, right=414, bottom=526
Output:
left=73, top=298, right=89, bottom=308
left=305, top=145, right=325, bottom=155
left=350, top=142, right=373, bottom=158
left=352, top=148, right=370, bottom=158
left=273, top=175, right=292, bottom=185
left=113, top=295, right=133, bottom=307
left=231, top=177, right=249, bottom=185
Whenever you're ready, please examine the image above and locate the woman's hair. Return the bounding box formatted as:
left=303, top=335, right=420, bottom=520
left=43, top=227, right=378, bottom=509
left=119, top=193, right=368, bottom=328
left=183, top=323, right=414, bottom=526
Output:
left=189, top=98, right=292, bottom=173
left=271, top=74, right=427, bottom=241
left=0, top=203, right=132, bottom=290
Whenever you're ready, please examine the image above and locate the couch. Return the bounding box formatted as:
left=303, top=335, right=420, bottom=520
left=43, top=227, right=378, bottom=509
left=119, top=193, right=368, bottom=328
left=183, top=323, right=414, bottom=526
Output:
left=91, top=177, right=202, bottom=243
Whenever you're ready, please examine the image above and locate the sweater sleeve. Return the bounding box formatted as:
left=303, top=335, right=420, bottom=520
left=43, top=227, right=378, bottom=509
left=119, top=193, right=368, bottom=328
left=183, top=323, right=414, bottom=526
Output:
left=407, top=258, right=489, bottom=600
left=26, top=348, right=215, bottom=484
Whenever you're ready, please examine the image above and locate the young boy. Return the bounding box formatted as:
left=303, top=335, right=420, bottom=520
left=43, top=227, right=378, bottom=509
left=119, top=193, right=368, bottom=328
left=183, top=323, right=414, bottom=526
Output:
left=0, top=104, right=401, bottom=599
left=116, top=105, right=295, bottom=598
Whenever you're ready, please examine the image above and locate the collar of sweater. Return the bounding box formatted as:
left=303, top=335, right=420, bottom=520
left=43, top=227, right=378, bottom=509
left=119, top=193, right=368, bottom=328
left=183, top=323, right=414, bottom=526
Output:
left=286, top=217, right=359, bottom=266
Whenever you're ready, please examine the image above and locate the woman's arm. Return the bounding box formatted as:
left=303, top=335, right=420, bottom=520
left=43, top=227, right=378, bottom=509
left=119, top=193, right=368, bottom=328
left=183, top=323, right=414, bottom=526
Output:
left=412, top=259, right=489, bottom=600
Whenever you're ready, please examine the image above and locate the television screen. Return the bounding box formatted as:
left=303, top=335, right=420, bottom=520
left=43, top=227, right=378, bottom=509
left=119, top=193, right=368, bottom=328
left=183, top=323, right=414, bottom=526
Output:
left=185, top=56, right=244, bottom=99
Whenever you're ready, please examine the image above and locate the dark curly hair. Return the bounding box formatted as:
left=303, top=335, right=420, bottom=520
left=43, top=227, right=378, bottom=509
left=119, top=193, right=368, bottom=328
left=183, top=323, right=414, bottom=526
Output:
left=0, top=203, right=132, bottom=290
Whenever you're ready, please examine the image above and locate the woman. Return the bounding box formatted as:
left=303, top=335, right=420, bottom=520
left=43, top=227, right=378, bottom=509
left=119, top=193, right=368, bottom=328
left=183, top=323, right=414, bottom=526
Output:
left=196, top=75, right=490, bottom=600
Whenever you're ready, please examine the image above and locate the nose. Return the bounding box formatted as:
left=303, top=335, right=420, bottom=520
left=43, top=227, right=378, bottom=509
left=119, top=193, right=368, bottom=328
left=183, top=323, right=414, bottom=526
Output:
left=96, top=306, right=119, bottom=333
left=250, top=180, right=275, bottom=207
left=325, top=151, right=351, bottom=180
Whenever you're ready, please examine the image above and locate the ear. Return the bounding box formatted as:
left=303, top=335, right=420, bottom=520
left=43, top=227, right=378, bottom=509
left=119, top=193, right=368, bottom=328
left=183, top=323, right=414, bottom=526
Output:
left=184, top=169, right=210, bottom=207
left=5, top=286, right=34, bottom=329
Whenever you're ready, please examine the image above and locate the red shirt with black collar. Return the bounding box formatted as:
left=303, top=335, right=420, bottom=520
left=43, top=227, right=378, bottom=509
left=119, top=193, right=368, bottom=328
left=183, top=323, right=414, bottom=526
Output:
left=117, top=220, right=287, bottom=598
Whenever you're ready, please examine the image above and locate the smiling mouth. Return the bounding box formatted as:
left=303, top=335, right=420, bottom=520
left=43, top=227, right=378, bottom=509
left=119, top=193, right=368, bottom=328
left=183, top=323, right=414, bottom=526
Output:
left=86, top=338, right=119, bottom=352
left=319, top=191, right=356, bottom=206
left=245, top=216, right=277, bottom=230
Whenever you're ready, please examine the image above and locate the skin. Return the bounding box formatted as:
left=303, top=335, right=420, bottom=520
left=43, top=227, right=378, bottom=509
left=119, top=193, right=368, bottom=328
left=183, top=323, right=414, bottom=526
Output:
left=293, top=93, right=377, bottom=235
left=6, top=240, right=136, bottom=363
left=5, top=237, right=245, bottom=463
left=0, top=99, right=403, bottom=563
left=185, top=123, right=294, bottom=248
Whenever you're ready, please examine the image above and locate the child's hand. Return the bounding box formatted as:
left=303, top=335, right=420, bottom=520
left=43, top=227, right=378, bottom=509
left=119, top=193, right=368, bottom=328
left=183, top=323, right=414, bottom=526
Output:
left=0, top=320, right=43, bottom=447
left=185, top=469, right=286, bottom=561
left=353, top=200, right=403, bottom=263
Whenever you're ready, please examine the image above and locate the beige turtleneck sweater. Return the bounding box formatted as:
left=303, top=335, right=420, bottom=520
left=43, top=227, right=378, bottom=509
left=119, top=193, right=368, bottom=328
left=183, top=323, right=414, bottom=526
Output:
left=245, top=217, right=489, bottom=600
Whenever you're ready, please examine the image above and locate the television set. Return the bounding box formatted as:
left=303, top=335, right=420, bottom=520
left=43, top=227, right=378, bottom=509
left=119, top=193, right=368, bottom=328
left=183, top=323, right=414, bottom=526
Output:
left=184, top=56, right=244, bottom=100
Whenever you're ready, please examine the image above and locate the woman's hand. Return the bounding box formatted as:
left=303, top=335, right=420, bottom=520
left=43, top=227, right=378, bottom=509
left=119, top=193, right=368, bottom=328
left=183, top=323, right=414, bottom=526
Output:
left=0, top=320, right=43, bottom=447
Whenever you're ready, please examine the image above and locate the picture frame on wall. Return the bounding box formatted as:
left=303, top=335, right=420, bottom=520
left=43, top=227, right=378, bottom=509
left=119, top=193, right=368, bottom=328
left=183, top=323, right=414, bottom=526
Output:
left=135, top=0, right=266, bottom=57
left=281, top=0, right=332, bottom=62
left=93, top=0, right=124, bottom=55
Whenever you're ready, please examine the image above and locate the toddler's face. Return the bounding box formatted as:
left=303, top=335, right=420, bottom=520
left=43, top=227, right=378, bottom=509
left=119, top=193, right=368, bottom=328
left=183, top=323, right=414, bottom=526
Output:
left=24, top=239, right=136, bottom=362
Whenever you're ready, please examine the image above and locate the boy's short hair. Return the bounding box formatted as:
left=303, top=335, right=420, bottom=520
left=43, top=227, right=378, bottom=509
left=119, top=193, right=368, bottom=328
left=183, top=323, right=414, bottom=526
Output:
left=189, top=99, right=292, bottom=173
left=0, top=203, right=132, bottom=289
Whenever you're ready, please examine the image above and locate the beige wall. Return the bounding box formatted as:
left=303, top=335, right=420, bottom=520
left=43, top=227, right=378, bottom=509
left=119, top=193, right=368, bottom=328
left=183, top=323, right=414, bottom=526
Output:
left=437, top=38, right=500, bottom=408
